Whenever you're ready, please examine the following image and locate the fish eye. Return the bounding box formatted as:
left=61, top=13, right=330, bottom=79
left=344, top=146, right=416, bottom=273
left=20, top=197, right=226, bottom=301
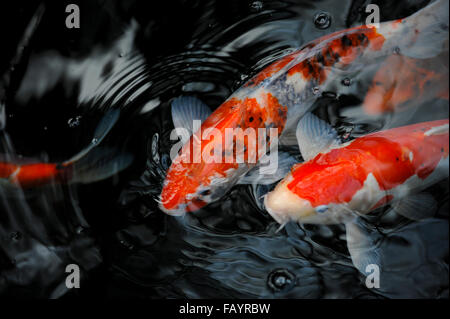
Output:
left=315, top=205, right=328, bottom=213
left=199, top=189, right=211, bottom=196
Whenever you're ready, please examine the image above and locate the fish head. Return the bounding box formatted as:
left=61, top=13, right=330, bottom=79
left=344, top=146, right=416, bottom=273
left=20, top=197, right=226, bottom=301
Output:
left=264, top=164, right=356, bottom=225
left=264, top=173, right=318, bottom=224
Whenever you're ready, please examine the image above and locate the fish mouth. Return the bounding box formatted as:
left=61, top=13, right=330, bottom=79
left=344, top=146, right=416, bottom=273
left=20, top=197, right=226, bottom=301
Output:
left=263, top=177, right=317, bottom=224
left=263, top=194, right=290, bottom=225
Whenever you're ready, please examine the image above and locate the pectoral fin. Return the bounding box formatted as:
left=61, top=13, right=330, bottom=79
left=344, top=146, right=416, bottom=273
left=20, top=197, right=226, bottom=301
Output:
left=392, top=193, right=437, bottom=221
left=171, top=96, right=212, bottom=137
left=296, top=113, right=341, bottom=161
left=345, top=218, right=382, bottom=275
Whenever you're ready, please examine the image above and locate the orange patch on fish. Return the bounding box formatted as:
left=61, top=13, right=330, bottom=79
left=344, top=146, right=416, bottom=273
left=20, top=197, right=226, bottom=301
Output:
left=287, top=26, right=385, bottom=84
left=246, top=26, right=385, bottom=87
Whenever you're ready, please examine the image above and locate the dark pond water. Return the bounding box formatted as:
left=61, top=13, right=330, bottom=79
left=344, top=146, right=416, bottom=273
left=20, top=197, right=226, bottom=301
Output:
left=0, top=0, right=448, bottom=298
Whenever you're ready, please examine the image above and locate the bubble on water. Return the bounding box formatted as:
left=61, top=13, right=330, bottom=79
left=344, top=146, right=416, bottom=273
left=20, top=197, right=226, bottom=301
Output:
left=267, top=269, right=296, bottom=292
left=10, top=231, right=22, bottom=241
left=67, top=115, right=82, bottom=128
left=250, top=1, right=263, bottom=12
left=314, top=12, right=332, bottom=30
left=341, top=78, right=352, bottom=86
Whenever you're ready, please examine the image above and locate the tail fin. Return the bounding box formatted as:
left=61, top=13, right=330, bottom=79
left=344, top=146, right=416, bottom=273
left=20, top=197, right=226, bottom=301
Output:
left=400, top=0, right=449, bottom=59
left=68, top=146, right=133, bottom=184
left=63, top=108, right=120, bottom=165
left=62, top=108, right=133, bottom=184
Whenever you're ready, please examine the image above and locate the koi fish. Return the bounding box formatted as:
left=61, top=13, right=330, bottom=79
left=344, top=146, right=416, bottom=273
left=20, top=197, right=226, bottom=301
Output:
left=265, top=115, right=449, bottom=224
left=160, top=0, right=449, bottom=215
left=0, top=109, right=132, bottom=189
left=264, top=114, right=449, bottom=276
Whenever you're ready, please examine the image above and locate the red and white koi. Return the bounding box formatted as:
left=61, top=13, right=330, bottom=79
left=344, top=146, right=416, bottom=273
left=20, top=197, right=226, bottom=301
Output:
left=264, top=117, right=449, bottom=225
left=160, top=0, right=449, bottom=215
left=264, top=114, right=449, bottom=276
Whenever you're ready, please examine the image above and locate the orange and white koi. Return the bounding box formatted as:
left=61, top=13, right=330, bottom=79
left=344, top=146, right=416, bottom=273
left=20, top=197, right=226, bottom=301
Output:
left=264, top=114, right=449, bottom=276
left=160, top=0, right=449, bottom=215
left=264, top=116, right=449, bottom=225
left=0, top=109, right=132, bottom=189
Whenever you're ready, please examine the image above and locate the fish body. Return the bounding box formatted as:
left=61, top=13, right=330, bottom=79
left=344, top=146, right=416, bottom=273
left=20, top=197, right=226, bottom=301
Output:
left=160, top=0, right=449, bottom=215
left=264, top=119, right=449, bottom=224
left=0, top=161, right=69, bottom=187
